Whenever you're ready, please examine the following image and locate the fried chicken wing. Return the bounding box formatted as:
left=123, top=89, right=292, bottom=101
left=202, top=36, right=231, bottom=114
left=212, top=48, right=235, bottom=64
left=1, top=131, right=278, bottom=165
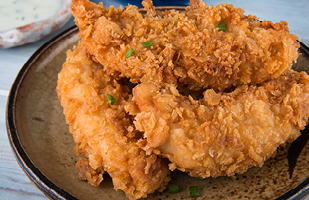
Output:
left=56, top=43, right=170, bottom=200
left=72, top=0, right=299, bottom=91
left=125, top=70, right=309, bottom=178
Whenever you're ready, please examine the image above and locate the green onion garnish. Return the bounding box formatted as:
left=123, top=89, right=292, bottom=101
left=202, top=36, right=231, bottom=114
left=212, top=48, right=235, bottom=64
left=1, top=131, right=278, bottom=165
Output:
left=142, top=40, right=153, bottom=48
left=189, top=186, right=200, bottom=198
left=126, top=48, right=134, bottom=58
left=218, top=23, right=227, bottom=32
left=168, top=184, right=179, bottom=194
left=107, top=94, right=115, bottom=105
left=196, top=177, right=205, bottom=180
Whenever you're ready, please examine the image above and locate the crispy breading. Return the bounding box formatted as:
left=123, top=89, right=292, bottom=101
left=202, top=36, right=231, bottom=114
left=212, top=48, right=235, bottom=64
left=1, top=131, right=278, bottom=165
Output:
left=56, top=43, right=170, bottom=200
left=72, top=0, right=299, bottom=91
left=126, top=70, right=309, bottom=178
left=56, top=0, right=309, bottom=199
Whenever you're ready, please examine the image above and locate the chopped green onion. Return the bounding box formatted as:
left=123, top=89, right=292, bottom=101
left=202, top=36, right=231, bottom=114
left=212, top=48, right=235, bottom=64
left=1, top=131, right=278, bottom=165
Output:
left=107, top=94, right=115, bottom=105
left=168, top=184, right=179, bottom=194
left=142, top=40, right=153, bottom=48
left=189, top=186, right=200, bottom=198
left=196, top=177, right=205, bottom=180
left=218, top=23, right=227, bottom=32
left=126, top=48, right=134, bottom=58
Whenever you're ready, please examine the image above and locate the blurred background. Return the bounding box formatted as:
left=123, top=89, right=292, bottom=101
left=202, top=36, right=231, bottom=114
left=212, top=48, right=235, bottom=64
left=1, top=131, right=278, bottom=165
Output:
left=93, top=0, right=190, bottom=7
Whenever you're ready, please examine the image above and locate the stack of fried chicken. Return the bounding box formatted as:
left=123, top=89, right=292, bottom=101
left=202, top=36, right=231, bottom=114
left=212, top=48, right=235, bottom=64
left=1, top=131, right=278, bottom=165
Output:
left=56, top=0, right=309, bottom=199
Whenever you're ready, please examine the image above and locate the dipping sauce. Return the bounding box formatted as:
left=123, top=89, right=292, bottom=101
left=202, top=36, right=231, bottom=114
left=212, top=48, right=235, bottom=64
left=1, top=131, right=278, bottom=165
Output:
left=0, top=0, right=62, bottom=32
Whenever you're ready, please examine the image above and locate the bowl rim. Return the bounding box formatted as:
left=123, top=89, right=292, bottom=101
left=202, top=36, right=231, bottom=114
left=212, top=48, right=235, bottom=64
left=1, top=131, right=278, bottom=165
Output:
left=0, top=0, right=72, bottom=49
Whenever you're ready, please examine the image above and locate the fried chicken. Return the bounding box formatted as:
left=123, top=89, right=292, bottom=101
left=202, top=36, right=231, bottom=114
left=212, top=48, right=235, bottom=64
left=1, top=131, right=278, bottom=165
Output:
left=56, top=0, right=309, bottom=199
left=56, top=42, right=170, bottom=200
left=72, top=0, right=299, bottom=91
left=125, top=70, right=309, bottom=178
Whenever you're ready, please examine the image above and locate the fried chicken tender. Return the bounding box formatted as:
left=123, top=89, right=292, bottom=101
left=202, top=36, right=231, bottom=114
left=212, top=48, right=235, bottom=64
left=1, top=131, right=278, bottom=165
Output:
left=56, top=42, right=170, bottom=200
left=125, top=70, right=309, bottom=178
left=57, top=1, right=309, bottom=199
left=72, top=0, right=299, bottom=91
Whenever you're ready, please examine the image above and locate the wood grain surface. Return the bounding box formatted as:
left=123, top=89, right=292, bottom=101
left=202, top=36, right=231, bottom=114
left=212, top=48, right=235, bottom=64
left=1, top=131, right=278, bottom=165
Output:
left=0, top=0, right=309, bottom=199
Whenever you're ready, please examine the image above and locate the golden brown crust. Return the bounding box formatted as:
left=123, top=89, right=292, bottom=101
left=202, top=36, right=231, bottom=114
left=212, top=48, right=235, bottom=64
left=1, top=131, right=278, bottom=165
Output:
left=57, top=43, right=309, bottom=193
left=56, top=1, right=309, bottom=199
left=56, top=42, right=170, bottom=200
left=126, top=70, right=309, bottom=178
left=72, top=0, right=299, bottom=91
left=76, top=157, right=104, bottom=186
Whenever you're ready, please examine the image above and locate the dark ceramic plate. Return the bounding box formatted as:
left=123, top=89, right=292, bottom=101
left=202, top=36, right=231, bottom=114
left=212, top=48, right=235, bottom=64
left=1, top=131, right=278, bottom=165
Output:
left=6, top=7, right=309, bottom=200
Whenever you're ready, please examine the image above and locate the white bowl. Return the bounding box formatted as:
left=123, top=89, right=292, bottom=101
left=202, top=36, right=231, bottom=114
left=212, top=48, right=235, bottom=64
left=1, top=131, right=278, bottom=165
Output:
left=0, top=0, right=72, bottom=49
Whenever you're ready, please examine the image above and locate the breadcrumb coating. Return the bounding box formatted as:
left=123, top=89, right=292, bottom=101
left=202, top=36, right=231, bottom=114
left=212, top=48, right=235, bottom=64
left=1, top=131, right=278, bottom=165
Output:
left=56, top=43, right=170, bottom=200
left=56, top=0, right=309, bottom=199
left=72, top=0, right=299, bottom=91
left=126, top=70, right=309, bottom=178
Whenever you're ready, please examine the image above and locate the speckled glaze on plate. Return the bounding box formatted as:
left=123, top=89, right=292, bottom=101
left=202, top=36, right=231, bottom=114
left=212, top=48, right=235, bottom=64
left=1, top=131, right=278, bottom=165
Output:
left=0, top=0, right=72, bottom=49
left=6, top=7, right=309, bottom=200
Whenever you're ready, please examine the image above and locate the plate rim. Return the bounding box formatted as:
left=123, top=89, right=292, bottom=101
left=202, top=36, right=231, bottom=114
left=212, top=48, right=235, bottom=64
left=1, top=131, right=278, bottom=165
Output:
left=6, top=25, right=79, bottom=200
left=5, top=11, right=309, bottom=200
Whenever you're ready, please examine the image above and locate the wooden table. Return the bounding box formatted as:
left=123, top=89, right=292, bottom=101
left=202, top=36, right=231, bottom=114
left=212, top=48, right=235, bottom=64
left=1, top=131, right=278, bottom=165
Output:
left=0, top=0, right=309, bottom=199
